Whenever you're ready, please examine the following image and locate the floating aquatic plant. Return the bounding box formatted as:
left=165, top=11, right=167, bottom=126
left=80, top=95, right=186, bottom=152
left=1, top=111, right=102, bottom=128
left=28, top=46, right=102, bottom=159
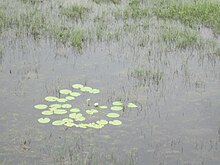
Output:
left=59, top=89, right=72, bottom=95
left=45, top=96, right=58, bottom=102
left=111, top=106, right=123, bottom=111
left=107, top=113, right=120, bottom=118
left=42, top=110, right=53, bottom=115
left=112, top=101, right=123, bottom=106
left=38, top=118, right=50, bottom=124
left=34, top=83, right=138, bottom=129
left=127, top=103, right=138, bottom=108
left=109, top=120, right=122, bottom=126
left=70, top=108, right=81, bottom=113
left=34, top=104, right=48, bottom=110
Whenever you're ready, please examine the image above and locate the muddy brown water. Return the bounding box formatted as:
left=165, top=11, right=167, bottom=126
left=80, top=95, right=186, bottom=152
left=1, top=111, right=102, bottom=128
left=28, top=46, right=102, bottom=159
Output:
left=0, top=1, right=220, bottom=165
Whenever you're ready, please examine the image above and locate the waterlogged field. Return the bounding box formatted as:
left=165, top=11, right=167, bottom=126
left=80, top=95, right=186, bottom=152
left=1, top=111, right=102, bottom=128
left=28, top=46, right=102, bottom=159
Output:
left=0, top=0, right=220, bottom=164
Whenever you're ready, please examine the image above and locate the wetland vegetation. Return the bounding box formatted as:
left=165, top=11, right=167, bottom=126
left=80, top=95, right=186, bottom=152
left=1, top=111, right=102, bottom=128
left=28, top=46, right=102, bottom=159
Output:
left=0, top=0, right=220, bottom=164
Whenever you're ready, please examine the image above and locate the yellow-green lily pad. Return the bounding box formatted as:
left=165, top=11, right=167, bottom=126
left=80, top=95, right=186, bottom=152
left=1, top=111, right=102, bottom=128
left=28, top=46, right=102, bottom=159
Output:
left=64, top=122, right=76, bottom=127
left=65, top=96, right=75, bottom=101
left=38, top=118, right=50, bottom=124
left=42, top=110, right=53, bottom=115
left=60, top=89, right=72, bottom=95
left=52, top=120, right=65, bottom=126
left=107, top=113, right=120, bottom=118
left=45, top=96, right=58, bottom=102
left=99, top=105, right=108, bottom=109
left=112, top=101, right=123, bottom=106
left=81, top=86, right=93, bottom=92
left=70, top=92, right=81, bottom=97
left=54, top=109, right=67, bottom=115
left=109, top=120, right=122, bottom=126
left=75, top=116, right=86, bottom=122
left=78, top=123, right=87, bottom=128
left=96, top=120, right=108, bottom=125
left=111, top=106, right=123, bottom=111
left=72, top=84, right=84, bottom=89
left=70, top=108, right=80, bottom=113
left=34, top=104, right=48, bottom=110
left=62, top=118, right=74, bottom=123
left=61, top=104, right=72, bottom=108
left=49, top=104, right=62, bottom=108
left=127, top=103, right=138, bottom=108
left=86, top=109, right=98, bottom=115
left=90, top=89, right=100, bottom=94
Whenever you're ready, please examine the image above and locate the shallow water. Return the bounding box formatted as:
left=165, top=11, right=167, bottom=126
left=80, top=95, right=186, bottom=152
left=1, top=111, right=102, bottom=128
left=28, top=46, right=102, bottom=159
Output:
left=0, top=1, right=220, bottom=165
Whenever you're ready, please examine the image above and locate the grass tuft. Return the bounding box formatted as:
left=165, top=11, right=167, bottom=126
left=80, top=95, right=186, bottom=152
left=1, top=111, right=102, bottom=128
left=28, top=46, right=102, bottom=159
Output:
left=60, top=4, right=90, bottom=21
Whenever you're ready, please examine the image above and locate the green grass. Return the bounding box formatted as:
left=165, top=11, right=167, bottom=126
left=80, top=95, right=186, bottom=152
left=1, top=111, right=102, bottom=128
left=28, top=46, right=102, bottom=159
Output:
left=0, top=9, right=7, bottom=33
left=160, top=25, right=204, bottom=48
left=52, top=26, right=87, bottom=50
left=60, top=4, right=90, bottom=21
left=154, top=0, right=220, bottom=33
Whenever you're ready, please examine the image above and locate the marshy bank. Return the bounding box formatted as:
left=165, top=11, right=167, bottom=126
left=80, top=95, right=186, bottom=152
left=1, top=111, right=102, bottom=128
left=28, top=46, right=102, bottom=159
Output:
left=0, top=0, right=220, bottom=164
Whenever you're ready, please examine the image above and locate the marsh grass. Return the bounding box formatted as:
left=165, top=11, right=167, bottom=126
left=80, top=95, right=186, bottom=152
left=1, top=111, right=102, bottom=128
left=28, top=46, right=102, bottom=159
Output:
left=60, top=4, right=90, bottom=21
left=0, top=9, right=8, bottom=33
left=160, top=25, right=204, bottom=49
left=53, top=26, right=87, bottom=50
left=16, top=11, right=46, bottom=37
left=154, top=0, right=220, bottom=33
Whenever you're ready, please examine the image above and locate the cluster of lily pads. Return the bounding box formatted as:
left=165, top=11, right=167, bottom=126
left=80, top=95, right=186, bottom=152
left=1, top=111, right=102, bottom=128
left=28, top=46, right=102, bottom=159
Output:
left=34, top=83, right=138, bottom=129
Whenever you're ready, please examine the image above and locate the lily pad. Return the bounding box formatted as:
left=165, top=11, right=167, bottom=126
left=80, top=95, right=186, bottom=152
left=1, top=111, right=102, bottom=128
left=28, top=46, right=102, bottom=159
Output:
left=86, top=109, right=98, bottom=115
left=111, top=106, right=123, bottom=111
left=57, top=98, right=67, bottom=103
left=75, top=116, right=86, bottom=122
left=60, top=89, right=72, bottom=95
left=53, top=109, right=67, bottom=115
left=70, top=92, right=81, bottom=97
left=69, top=113, right=83, bottom=119
left=62, top=118, right=74, bottom=123
left=72, top=84, right=84, bottom=89
left=81, top=86, right=93, bottom=92
left=90, top=89, right=100, bottom=94
left=96, top=120, right=108, bottom=125
left=78, top=123, right=87, bottom=128
left=127, top=103, right=138, bottom=108
left=112, top=101, right=123, bottom=106
left=109, top=120, right=122, bottom=126
left=61, top=104, right=72, bottom=109
left=70, top=108, right=80, bottom=113
left=38, top=118, right=50, bottom=124
left=52, top=120, right=65, bottom=126
left=34, top=104, right=48, bottom=110
left=45, top=96, right=58, bottom=102
left=99, top=105, right=108, bottom=109
left=49, top=104, right=62, bottom=108
left=42, top=110, right=53, bottom=115
left=64, top=122, right=76, bottom=127
left=65, top=96, right=75, bottom=101
left=107, top=113, right=120, bottom=118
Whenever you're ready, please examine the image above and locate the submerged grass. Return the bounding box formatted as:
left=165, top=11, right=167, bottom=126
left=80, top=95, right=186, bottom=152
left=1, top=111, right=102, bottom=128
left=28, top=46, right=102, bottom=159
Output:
left=60, top=4, right=90, bottom=21
left=154, top=0, right=220, bottom=33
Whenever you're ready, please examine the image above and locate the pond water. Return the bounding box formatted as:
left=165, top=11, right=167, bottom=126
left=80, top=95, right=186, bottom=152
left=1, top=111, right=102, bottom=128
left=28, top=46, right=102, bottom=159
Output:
left=0, top=0, right=220, bottom=165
